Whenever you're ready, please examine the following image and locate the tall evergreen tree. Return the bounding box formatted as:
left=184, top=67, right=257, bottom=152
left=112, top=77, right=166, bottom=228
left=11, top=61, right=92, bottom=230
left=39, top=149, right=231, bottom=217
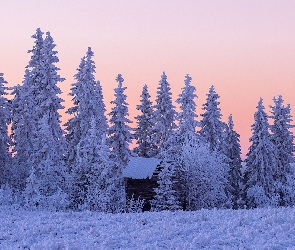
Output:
left=12, top=29, right=68, bottom=203
left=11, top=60, right=39, bottom=190
left=160, top=74, right=199, bottom=208
left=65, top=47, right=108, bottom=167
left=0, top=73, right=12, bottom=186
left=153, top=72, right=177, bottom=155
left=223, top=115, right=243, bottom=209
left=244, top=98, right=278, bottom=208
left=30, top=114, right=67, bottom=197
left=84, top=120, right=125, bottom=212
left=38, top=32, right=67, bottom=148
left=31, top=30, right=67, bottom=191
left=71, top=117, right=124, bottom=212
left=133, top=84, right=157, bottom=157
left=176, top=74, right=198, bottom=134
left=70, top=117, right=100, bottom=209
left=152, top=162, right=181, bottom=211
left=107, top=74, right=132, bottom=167
left=199, top=85, right=226, bottom=152
left=269, top=96, right=295, bottom=206
left=270, top=95, right=294, bottom=181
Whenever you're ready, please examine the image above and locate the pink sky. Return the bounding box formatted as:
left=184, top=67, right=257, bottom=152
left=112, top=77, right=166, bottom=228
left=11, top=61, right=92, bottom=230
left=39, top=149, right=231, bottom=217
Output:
left=1, top=0, right=295, bottom=158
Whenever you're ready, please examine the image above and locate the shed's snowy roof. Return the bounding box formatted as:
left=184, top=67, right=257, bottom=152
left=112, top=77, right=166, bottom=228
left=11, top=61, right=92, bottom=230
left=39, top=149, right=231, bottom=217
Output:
left=123, top=157, right=161, bottom=179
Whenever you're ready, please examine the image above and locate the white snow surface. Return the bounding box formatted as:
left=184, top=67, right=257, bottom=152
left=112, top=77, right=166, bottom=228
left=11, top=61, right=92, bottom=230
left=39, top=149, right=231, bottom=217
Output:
left=123, top=157, right=160, bottom=179
left=1, top=206, right=295, bottom=249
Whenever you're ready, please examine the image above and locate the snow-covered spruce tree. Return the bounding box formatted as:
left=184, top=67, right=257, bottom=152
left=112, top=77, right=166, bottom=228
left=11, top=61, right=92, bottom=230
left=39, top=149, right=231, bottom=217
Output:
left=153, top=72, right=177, bottom=155
left=86, top=129, right=126, bottom=213
left=199, top=85, right=226, bottom=152
left=269, top=96, right=295, bottom=206
left=167, top=74, right=199, bottom=166
left=133, top=84, right=157, bottom=157
left=152, top=71, right=200, bottom=210
left=65, top=47, right=108, bottom=168
left=151, top=127, right=188, bottom=211
left=11, top=30, right=44, bottom=190
left=64, top=56, right=85, bottom=165
left=108, top=74, right=132, bottom=167
left=10, top=77, right=36, bottom=191
left=182, top=133, right=230, bottom=210
left=37, top=32, right=67, bottom=152
left=161, top=74, right=199, bottom=209
left=71, top=117, right=125, bottom=212
left=222, top=115, right=243, bottom=209
left=244, top=98, right=278, bottom=208
left=70, top=116, right=100, bottom=210
left=16, top=29, right=68, bottom=207
left=98, top=160, right=127, bottom=213
left=11, top=73, right=48, bottom=193
left=176, top=74, right=198, bottom=135
left=157, top=131, right=187, bottom=210
left=30, top=114, right=67, bottom=199
left=0, top=73, right=12, bottom=186
left=151, top=161, right=181, bottom=211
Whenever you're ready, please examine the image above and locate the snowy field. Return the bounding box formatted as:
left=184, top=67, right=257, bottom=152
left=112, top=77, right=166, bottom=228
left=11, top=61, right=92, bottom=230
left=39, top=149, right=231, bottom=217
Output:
left=1, top=206, right=295, bottom=249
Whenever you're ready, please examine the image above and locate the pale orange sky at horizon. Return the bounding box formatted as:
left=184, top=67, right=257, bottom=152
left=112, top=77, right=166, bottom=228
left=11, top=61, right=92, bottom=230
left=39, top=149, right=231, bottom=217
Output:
left=1, top=0, right=295, bottom=158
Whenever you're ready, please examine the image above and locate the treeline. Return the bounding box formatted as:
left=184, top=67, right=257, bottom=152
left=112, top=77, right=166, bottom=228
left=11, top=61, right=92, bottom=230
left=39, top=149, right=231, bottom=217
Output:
left=0, top=28, right=294, bottom=212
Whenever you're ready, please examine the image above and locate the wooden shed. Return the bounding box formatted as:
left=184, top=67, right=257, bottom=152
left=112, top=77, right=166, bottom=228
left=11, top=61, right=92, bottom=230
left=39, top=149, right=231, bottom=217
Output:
left=123, top=157, right=161, bottom=211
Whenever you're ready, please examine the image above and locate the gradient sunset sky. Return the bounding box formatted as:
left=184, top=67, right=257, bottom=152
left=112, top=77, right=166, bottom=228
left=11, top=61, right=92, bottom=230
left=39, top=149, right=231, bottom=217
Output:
left=1, top=0, right=295, bottom=158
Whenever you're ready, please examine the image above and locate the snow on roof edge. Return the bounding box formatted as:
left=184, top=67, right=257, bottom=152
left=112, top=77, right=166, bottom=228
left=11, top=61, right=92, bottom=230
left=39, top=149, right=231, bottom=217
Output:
left=123, top=157, right=161, bottom=179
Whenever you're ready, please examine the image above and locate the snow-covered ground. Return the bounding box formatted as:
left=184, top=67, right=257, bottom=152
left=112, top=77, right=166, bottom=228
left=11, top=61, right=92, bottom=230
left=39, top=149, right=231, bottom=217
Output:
left=1, top=206, right=295, bottom=249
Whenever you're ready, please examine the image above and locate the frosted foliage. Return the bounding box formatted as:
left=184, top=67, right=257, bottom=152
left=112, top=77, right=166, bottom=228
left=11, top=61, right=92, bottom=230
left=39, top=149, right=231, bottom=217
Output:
left=166, top=74, right=198, bottom=175
left=24, top=167, right=69, bottom=211
left=152, top=162, right=181, bottom=211
left=19, top=29, right=66, bottom=150
left=37, top=32, right=66, bottom=151
left=94, top=172, right=126, bottom=213
left=126, top=195, right=145, bottom=213
left=176, top=74, right=198, bottom=134
left=0, top=186, right=16, bottom=206
left=71, top=117, right=102, bottom=209
left=199, top=85, right=226, bottom=152
left=14, top=29, right=69, bottom=209
left=30, top=115, right=67, bottom=197
left=28, top=30, right=65, bottom=128
left=163, top=74, right=200, bottom=191
left=23, top=167, right=41, bottom=209
left=65, top=47, right=108, bottom=166
left=12, top=30, right=46, bottom=179
left=27, top=28, right=43, bottom=68
left=108, top=74, right=132, bottom=166
left=246, top=185, right=269, bottom=208
left=223, top=115, right=243, bottom=209
left=270, top=96, right=294, bottom=180
left=244, top=98, right=278, bottom=208
left=72, top=117, right=125, bottom=212
left=160, top=131, right=196, bottom=208
left=246, top=185, right=277, bottom=208
left=183, top=136, right=230, bottom=210
left=10, top=75, right=36, bottom=190
left=64, top=57, right=85, bottom=163
left=134, top=84, right=157, bottom=157
left=275, top=173, right=295, bottom=206
left=0, top=73, right=12, bottom=186
left=153, top=72, right=177, bottom=154
left=269, top=96, right=295, bottom=206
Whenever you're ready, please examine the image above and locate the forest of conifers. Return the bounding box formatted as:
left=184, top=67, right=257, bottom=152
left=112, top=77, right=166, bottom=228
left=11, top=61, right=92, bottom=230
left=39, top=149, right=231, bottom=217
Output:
left=0, top=29, right=294, bottom=212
